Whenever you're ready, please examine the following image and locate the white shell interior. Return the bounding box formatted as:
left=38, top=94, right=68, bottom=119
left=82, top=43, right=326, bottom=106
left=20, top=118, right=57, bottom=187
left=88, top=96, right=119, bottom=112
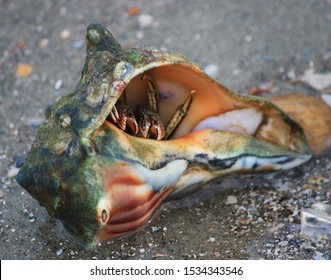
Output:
left=193, top=108, right=263, bottom=136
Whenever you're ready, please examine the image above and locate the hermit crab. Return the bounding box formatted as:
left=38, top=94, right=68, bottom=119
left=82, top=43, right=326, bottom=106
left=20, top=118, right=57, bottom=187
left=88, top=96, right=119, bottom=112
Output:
left=17, top=24, right=315, bottom=247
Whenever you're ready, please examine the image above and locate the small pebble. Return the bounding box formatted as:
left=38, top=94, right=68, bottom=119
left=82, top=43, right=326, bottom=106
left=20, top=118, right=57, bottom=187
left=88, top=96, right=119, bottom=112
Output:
left=139, top=248, right=145, bottom=254
left=204, top=64, right=219, bottom=78
left=16, top=41, right=26, bottom=49
left=38, top=38, right=49, bottom=49
left=54, top=79, right=63, bottom=90
left=138, top=14, right=154, bottom=28
left=214, top=252, right=221, bottom=257
left=226, top=195, right=238, bottom=205
left=0, top=190, right=5, bottom=198
left=153, top=253, right=164, bottom=258
left=151, top=226, right=160, bottom=233
left=60, top=29, right=70, bottom=39
left=56, top=249, right=63, bottom=256
left=16, top=63, right=33, bottom=78
left=232, top=68, right=241, bottom=76
left=208, top=237, right=215, bottom=242
left=7, top=167, right=20, bottom=178
left=278, top=241, right=288, bottom=247
left=28, top=212, right=34, bottom=218
left=73, top=40, right=84, bottom=50
left=127, top=6, right=140, bottom=17
left=245, top=35, right=253, bottom=42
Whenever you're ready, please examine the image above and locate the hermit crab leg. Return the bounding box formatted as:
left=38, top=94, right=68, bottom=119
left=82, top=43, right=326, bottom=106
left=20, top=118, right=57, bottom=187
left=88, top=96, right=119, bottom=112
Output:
left=116, top=104, right=139, bottom=134
left=109, top=89, right=128, bottom=123
left=136, top=106, right=165, bottom=140
left=141, top=75, right=159, bottom=113
left=163, top=90, right=196, bottom=139
left=109, top=89, right=139, bottom=134
left=109, top=106, right=119, bottom=123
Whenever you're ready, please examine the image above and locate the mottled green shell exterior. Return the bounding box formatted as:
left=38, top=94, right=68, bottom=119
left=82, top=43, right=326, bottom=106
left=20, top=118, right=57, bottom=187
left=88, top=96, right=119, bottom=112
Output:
left=17, top=24, right=311, bottom=247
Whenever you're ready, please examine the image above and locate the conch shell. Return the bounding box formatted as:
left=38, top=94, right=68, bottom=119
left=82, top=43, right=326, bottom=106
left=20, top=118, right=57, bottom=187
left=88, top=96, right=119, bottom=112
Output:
left=17, top=24, right=315, bottom=247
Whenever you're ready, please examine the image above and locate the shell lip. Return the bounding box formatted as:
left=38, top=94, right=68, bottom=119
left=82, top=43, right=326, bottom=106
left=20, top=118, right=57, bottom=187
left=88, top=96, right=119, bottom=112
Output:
left=77, top=24, right=312, bottom=160
left=80, top=24, right=310, bottom=157
left=99, top=120, right=312, bottom=173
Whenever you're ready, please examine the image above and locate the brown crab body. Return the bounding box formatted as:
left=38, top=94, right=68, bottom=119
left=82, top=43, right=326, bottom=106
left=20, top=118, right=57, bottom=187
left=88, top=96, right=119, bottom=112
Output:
left=17, top=24, right=314, bottom=247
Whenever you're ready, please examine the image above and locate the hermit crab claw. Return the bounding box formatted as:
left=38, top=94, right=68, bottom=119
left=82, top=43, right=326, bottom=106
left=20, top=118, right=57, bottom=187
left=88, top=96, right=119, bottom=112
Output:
left=17, top=23, right=311, bottom=247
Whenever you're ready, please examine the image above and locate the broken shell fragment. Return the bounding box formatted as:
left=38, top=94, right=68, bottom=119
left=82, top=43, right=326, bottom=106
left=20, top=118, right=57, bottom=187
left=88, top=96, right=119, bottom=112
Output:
left=17, top=24, right=313, bottom=247
left=300, top=203, right=331, bottom=240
